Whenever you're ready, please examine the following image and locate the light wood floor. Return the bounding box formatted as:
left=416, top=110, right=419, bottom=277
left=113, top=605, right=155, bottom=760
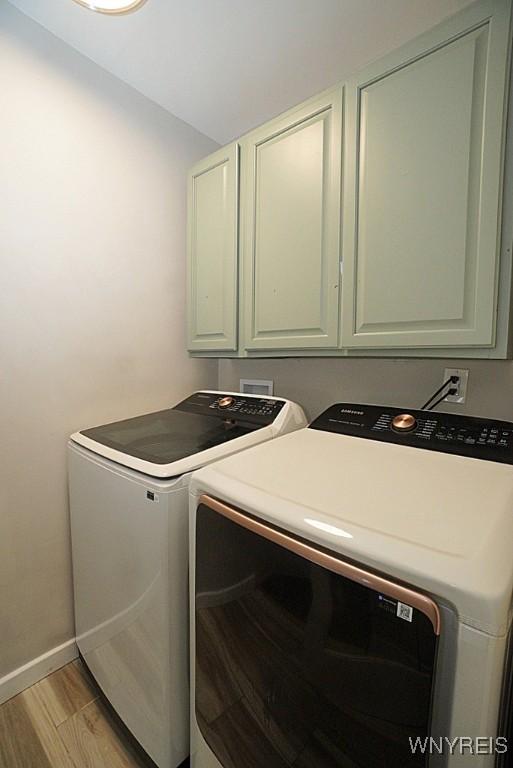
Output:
left=0, top=660, right=155, bottom=768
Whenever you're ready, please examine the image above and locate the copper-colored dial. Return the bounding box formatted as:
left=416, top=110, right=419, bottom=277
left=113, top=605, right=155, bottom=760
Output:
left=218, top=396, right=235, bottom=409
left=391, top=413, right=417, bottom=432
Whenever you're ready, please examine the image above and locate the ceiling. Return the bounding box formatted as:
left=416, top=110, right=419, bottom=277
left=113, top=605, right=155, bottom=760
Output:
left=8, top=0, right=474, bottom=144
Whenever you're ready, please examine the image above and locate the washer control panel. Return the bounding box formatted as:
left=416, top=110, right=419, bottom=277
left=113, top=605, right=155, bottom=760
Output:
left=309, top=403, right=513, bottom=464
left=177, top=392, right=284, bottom=426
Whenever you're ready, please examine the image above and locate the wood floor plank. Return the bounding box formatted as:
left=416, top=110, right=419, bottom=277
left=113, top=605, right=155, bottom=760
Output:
left=0, top=694, right=53, bottom=768
left=57, top=699, right=149, bottom=768
left=21, top=686, right=75, bottom=768
left=32, top=659, right=99, bottom=727
left=0, top=662, right=154, bottom=768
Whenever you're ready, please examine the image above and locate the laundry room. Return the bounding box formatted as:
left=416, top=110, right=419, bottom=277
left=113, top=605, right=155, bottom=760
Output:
left=1, top=0, right=513, bottom=767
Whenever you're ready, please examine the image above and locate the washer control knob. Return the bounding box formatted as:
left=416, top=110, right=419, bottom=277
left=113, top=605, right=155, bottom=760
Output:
left=218, top=396, right=235, bottom=409
left=392, top=413, right=417, bottom=433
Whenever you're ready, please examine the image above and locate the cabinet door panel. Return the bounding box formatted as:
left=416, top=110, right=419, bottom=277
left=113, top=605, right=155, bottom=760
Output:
left=242, top=88, right=342, bottom=350
left=341, top=0, right=511, bottom=349
left=187, top=145, right=238, bottom=352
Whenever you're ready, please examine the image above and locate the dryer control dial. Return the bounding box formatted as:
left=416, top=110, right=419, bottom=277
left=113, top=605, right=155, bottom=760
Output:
left=392, top=414, right=417, bottom=433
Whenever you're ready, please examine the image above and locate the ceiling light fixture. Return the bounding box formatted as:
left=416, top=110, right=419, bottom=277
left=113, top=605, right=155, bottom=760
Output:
left=72, top=0, right=147, bottom=14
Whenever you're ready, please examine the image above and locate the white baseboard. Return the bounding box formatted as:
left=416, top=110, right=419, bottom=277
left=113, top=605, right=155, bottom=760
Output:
left=0, top=638, right=78, bottom=706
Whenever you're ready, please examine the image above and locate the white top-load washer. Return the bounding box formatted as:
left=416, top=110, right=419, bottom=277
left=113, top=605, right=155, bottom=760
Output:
left=68, top=390, right=306, bottom=768
left=189, top=402, right=513, bottom=768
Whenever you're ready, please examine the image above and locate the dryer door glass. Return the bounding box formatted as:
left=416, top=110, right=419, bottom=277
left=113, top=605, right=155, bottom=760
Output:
left=195, top=501, right=438, bottom=768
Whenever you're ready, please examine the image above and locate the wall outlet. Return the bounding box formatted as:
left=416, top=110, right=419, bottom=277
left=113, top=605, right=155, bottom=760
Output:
left=443, top=368, right=469, bottom=403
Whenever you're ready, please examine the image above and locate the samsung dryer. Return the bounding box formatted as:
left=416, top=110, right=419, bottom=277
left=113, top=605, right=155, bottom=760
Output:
left=68, top=390, right=306, bottom=768
left=189, top=403, right=513, bottom=768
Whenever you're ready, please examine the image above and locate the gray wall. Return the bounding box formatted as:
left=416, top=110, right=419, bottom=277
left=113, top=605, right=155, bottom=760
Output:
left=219, top=358, right=513, bottom=423
left=0, top=4, right=217, bottom=682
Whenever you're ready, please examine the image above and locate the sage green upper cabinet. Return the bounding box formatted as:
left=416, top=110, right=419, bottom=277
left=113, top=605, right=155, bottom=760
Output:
left=341, top=0, right=512, bottom=349
left=187, top=144, right=238, bottom=352
left=241, top=88, right=343, bottom=351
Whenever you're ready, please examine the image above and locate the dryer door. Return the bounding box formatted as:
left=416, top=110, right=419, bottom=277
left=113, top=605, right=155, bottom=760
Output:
left=195, top=496, right=440, bottom=768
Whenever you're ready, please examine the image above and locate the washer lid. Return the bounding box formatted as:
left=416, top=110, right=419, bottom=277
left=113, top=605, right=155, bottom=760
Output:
left=190, top=426, right=513, bottom=637
left=79, top=408, right=253, bottom=465
left=70, top=391, right=305, bottom=478
left=76, top=391, right=285, bottom=464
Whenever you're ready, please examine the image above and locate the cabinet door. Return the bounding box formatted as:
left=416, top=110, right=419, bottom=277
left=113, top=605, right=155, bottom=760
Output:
left=341, top=0, right=511, bottom=349
left=187, top=144, right=238, bottom=352
left=241, top=88, right=342, bottom=351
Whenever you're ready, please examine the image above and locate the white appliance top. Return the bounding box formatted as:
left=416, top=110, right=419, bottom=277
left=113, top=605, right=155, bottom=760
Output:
left=190, top=403, right=513, bottom=637
left=70, top=390, right=307, bottom=478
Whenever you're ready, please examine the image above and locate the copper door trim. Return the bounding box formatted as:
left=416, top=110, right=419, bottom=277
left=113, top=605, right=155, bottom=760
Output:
left=199, top=494, right=441, bottom=636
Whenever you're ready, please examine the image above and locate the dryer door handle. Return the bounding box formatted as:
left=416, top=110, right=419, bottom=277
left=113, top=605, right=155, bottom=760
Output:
left=199, top=493, right=441, bottom=635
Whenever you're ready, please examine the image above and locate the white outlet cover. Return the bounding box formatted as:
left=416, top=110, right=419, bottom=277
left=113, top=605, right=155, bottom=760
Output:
left=443, top=368, right=469, bottom=404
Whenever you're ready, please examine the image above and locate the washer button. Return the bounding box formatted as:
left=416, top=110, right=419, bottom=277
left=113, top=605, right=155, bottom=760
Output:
left=218, top=396, right=235, bottom=409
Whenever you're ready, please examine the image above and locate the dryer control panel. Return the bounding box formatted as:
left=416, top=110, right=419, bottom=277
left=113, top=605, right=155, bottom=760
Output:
left=310, top=403, right=513, bottom=464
